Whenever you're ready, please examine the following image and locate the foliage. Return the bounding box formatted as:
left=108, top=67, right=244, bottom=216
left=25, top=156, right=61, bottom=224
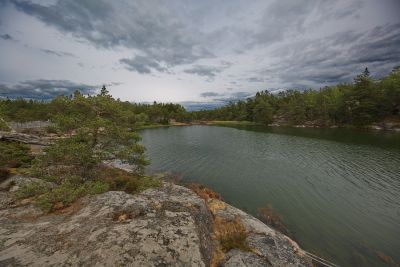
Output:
left=33, top=89, right=149, bottom=178
left=0, top=92, right=189, bottom=127
left=0, top=141, right=33, bottom=168
left=192, top=68, right=400, bottom=127
left=15, top=181, right=49, bottom=199
left=96, top=166, right=161, bottom=194
left=214, top=216, right=250, bottom=253
left=0, top=117, right=10, bottom=131
left=5, top=87, right=163, bottom=212
left=36, top=179, right=87, bottom=212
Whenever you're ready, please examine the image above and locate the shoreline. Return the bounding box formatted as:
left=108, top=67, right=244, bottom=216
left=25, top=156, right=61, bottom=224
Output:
left=136, top=120, right=400, bottom=133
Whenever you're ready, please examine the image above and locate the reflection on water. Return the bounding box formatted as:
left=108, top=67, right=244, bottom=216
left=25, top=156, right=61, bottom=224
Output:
left=140, top=125, right=400, bottom=266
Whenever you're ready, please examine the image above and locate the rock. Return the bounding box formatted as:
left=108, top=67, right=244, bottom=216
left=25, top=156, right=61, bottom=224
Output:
left=0, top=176, right=55, bottom=193
left=223, top=249, right=271, bottom=267
left=0, top=177, right=312, bottom=266
left=209, top=199, right=312, bottom=267
left=0, top=182, right=213, bottom=267
left=0, top=131, right=50, bottom=146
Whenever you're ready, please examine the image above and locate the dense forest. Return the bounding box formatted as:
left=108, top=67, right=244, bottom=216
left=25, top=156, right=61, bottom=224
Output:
left=1, top=68, right=400, bottom=129
left=193, top=67, right=400, bottom=127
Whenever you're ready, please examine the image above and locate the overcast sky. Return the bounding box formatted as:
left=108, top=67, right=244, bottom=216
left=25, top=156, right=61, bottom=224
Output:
left=0, top=0, right=399, bottom=109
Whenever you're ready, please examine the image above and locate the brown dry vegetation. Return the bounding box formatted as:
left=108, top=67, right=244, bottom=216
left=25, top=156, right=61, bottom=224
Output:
left=258, top=204, right=291, bottom=237
left=187, top=183, right=223, bottom=202
left=186, top=182, right=250, bottom=267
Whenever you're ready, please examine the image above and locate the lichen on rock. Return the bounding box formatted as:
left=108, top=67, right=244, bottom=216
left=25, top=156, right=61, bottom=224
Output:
left=0, top=177, right=312, bottom=266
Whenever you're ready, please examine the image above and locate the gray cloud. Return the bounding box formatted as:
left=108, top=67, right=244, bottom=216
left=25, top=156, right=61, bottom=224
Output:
left=40, top=49, right=75, bottom=57
left=1, top=0, right=399, bottom=102
left=197, top=90, right=254, bottom=106
left=10, top=0, right=213, bottom=73
left=0, top=79, right=99, bottom=99
left=200, top=91, right=222, bottom=98
left=184, top=61, right=232, bottom=79
left=247, top=77, right=264, bottom=83
left=120, top=56, right=168, bottom=74
left=184, top=65, right=223, bottom=79
left=262, top=23, right=400, bottom=88
left=0, top=33, right=13, bottom=40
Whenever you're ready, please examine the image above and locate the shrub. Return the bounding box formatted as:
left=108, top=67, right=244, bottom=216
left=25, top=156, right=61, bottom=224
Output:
left=0, top=168, right=10, bottom=183
left=214, top=216, right=250, bottom=253
left=97, top=166, right=160, bottom=194
left=257, top=204, right=291, bottom=236
left=15, top=181, right=49, bottom=199
left=36, top=180, right=86, bottom=212
left=0, top=141, right=33, bottom=168
left=85, top=180, right=110, bottom=195
left=0, top=118, right=10, bottom=131
left=187, top=183, right=223, bottom=201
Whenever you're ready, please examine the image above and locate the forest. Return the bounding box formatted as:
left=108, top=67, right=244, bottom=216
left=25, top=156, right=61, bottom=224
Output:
left=192, top=68, right=400, bottom=127
left=1, top=67, right=399, bottom=129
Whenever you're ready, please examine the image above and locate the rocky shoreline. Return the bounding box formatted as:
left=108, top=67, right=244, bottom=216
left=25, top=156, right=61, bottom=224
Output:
left=0, top=175, right=313, bottom=266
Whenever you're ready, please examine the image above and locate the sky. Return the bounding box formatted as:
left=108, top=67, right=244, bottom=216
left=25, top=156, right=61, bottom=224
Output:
left=0, top=0, right=399, bottom=110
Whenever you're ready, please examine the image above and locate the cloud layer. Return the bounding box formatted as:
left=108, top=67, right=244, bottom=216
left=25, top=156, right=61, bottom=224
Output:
left=0, top=0, right=399, bottom=107
left=0, top=80, right=98, bottom=99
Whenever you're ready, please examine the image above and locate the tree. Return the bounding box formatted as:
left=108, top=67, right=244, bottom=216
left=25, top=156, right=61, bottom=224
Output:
left=35, top=91, right=148, bottom=181
left=99, top=85, right=110, bottom=97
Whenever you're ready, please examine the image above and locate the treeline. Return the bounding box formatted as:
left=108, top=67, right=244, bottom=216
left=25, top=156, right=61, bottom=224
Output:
left=1, top=68, right=399, bottom=128
left=0, top=86, right=190, bottom=127
left=192, top=68, right=400, bottom=127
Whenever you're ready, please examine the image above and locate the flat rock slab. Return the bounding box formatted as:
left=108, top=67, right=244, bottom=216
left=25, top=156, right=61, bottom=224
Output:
left=0, top=179, right=312, bottom=266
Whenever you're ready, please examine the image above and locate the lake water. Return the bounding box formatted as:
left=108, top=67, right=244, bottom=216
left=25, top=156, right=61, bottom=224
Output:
left=140, top=125, right=400, bottom=266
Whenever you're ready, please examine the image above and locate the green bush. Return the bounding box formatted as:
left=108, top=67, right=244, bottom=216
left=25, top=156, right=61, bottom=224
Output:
left=36, top=180, right=86, bottom=212
left=16, top=181, right=49, bottom=199
left=85, top=180, right=110, bottom=195
left=0, top=141, right=33, bottom=168
left=0, top=118, right=10, bottom=131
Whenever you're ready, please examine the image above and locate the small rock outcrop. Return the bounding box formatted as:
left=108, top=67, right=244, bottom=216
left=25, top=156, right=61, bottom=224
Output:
left=0, top=177, right=312, bottom=266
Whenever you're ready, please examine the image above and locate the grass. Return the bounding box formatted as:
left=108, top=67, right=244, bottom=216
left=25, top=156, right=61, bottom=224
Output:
left=215, top=216, right=250, bottom=252
left=186, top=182, right=251, bottom=266
left=187, top=182, right=223, bottom=201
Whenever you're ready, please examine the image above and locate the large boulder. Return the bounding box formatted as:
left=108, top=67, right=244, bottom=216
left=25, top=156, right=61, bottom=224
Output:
left=0, top=178, right=312, bottom=266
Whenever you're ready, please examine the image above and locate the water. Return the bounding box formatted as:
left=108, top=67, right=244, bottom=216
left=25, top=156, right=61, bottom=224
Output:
left=140, top=125, right=400, bottom=266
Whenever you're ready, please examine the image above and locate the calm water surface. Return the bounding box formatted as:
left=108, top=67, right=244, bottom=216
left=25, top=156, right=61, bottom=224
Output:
left=140, top=125, right=400, bottom=266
